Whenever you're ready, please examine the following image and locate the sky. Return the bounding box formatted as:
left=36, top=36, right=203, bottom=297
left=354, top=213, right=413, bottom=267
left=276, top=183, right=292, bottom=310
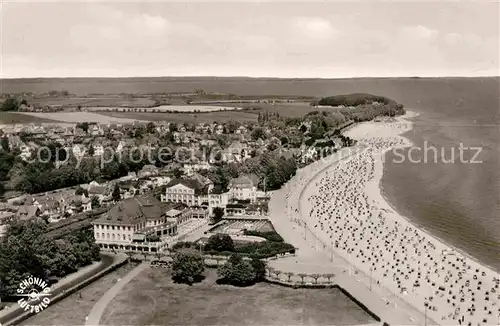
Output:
left=0, top=1, right=498, bottom=78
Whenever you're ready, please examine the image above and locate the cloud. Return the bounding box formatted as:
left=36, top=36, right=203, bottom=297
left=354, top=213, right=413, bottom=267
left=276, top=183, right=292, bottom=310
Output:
left=444, top=32, right=462, bottom=45
left=68, top=5, right=170, bottom=55
left=1, top=2, right=497, bottom=78
left=402, top=25, right=438, bottom=40
left=293, top=17, right=338, bottom=40
left=133, top=14, right=169, bottom=34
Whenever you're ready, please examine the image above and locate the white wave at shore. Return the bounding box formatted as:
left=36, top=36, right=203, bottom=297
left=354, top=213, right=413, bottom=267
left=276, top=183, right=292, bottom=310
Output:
left=278, top=111, right=499, bottom=326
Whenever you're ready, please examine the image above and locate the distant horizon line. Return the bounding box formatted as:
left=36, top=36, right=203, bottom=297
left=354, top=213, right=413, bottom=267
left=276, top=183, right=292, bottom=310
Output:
left=1, top=75, right=499, bottom=80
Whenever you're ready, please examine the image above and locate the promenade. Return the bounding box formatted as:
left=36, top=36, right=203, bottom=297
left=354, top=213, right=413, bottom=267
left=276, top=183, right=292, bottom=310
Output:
left=268, top=179, right=428, bottom=326
left=268, top=111, right=500, bottom=326
left=0, top=255, right=116, bottom=326
left=267, top=129, right=432, bottom=325
left=85, top=263, right=148, bottom=326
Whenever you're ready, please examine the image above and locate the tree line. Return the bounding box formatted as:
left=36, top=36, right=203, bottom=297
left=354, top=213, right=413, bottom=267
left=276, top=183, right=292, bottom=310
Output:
left=0, top=219, right=101, bottom=300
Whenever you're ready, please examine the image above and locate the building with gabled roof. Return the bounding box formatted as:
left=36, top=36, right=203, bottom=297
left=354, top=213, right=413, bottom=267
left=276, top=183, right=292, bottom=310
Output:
left=228, top=175, right=258, bottom=202
left=17, top=205, right=41, bottom=221
left=161, top=178, right=213, bottom=208
left=92, top=194, right=206, bottom=252
left=92, top=194, right=177, bottom=252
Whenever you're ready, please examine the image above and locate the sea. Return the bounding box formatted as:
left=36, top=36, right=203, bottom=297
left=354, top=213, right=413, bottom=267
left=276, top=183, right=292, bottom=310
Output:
left=381, top=79, right=500, bottom=272
left=2, top=76, right=499, bottom=270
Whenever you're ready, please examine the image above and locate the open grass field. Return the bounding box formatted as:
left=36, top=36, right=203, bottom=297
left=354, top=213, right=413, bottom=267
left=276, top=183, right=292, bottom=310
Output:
left=0, top=112, right=63, bottom=124
left=2, top=77, right=496, bottom=105
left=206, top=101, right=324, bottom=117
left=19, top=263, right=137, bottom=326
left=18, top=112, right=145, bottom=124
left=88, top=104, right=243, bottom=112
left=31, top=96, right=156, bottom=108
left=4, top=77, right=498, bottom=121
left=98, top=110, right=259, bottom=123
left=100, top=268, right=375, bottom=326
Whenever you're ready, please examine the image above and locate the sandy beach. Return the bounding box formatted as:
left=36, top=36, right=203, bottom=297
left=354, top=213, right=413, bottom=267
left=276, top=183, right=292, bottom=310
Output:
left=270, top=111, right=499, bottom=326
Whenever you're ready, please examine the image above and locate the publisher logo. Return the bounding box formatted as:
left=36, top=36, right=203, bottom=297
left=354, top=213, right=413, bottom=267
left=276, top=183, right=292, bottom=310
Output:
left=16, top=276, right=52, bottom=314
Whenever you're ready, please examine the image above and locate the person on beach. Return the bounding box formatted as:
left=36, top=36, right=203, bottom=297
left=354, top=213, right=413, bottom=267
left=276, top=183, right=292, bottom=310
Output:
left=282, top=118, right=497, bottom=326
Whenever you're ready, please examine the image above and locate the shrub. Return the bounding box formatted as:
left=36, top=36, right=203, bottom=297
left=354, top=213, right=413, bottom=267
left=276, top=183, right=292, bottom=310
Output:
left=204, top=234, right=235, bottom=252
left=171, top=248, right=205, bottom=285
left=234, top=240, right=295, bottom=259
left=172, top=241, right=195, bottom=251
left=250, top=258, right=266, bottom=282
left=243, top=230, right=283, bottom=243
left=217, top=253, right=257, bottom=287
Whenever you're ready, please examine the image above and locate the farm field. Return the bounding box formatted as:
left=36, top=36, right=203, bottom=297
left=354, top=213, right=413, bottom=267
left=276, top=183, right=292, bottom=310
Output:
left=87, top=105, right=243, bottom=112
left=206, top=101, right=322, bottom=117
left=0, top=112, right=63, bottom=124
left=30, top=96, right=156, bottom=108
left=100, top=268, right=375, bottom=326
left=18, top=112, right=146, bottom=124
left=97, top=110, right=259, bottom=123
left=19, top=263, right=137, bottom=326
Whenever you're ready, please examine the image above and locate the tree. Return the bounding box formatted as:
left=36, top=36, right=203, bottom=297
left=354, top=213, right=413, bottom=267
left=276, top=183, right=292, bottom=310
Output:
left=172, top=167, right=184, bottom=179
left=88, top=144, right=95, bottom=156
left=284, top=272, right=294, bottom=282
left=310, top=273, right=321, bottom=284
left=1, top=97, right=19, bottom=111
left=251, top=127, right=266, bottom=141
left=0, top=220, right=100, bottom=298
left=169, top=123, right=178, bottom=133
left=112, top=184, right=121, bottom=202
left=171, top=248, right=205, bottom=285
left=323, top=273, right=335, bottom=284
left=217, top=253, right=256, bottom=287
left=75, top=187, right=89, bottom=197
left=1, top=137, right=9, bottom=152
left=146, top=122, right=156, bottom=134
left=76, top=122, right=89, bottom=133
left=91, top=196, right=100, bottom=209
left=172, top=241, right=195, bottom=251
left=215, top=135, right=229, bottom=147
left=205, top=234, right=234, bottom=252
left=250, top=258, right=266, bottom=282
left=297, top=273, right=307, bottom=284
left=212, top=207, right=225, bottom=224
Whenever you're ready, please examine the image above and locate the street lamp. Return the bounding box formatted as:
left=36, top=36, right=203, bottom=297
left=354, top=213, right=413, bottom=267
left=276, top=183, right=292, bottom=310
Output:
left=424, top=300, right=429, bottom=326
left=330, top=240, right=333, bottom=261
left=369, top=267, right=373, bottom=291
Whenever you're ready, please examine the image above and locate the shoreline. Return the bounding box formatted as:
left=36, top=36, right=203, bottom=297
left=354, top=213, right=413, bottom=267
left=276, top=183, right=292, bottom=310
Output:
left=338, top=111, right=498, bottom=324
left=373, top=114, right=500, bottom=275
left=285, top=110, right=499, bottom=325
left=268, top=141, right=429, bottom=325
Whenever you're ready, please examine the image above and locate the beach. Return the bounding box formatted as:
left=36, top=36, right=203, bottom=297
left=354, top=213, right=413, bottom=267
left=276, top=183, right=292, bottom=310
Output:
left=269, top=111, right=500, bottom=326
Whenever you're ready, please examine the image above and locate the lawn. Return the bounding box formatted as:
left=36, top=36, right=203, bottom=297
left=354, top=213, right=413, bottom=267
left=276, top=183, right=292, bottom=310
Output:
left=100, top=268, right=375, bottom=326
left=98, top=110, right=259, bottom=123
left=0, top=112, right=63, bottom=124
left=19, top=263, right=138, bottom=326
